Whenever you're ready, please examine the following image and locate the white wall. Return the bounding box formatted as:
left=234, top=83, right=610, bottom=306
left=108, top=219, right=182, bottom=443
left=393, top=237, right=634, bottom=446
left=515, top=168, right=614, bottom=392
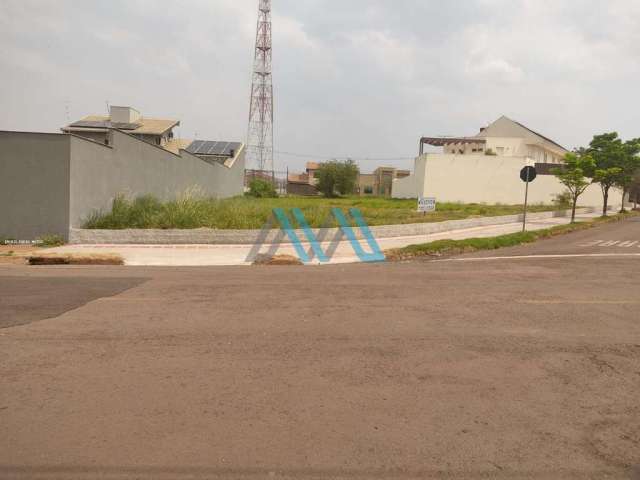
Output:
left=393, top=154, right=623, bottom=208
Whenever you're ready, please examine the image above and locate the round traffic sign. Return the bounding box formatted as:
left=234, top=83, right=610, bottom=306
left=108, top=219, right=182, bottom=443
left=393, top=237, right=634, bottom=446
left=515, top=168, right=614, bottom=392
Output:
left=520, top=166, right=537, bottom=183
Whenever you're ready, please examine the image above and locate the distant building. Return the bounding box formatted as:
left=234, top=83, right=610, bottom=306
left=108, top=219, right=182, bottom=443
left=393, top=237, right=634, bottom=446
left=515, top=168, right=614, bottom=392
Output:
left=305, top=162, right=321, bottom=184
left=393, top=116, right=624, bottom=207
left=286, top=162, right=409, bottom=197
left=358, top=167, right=410, bottom=196
left=287, top=172, right=317, bottom=196
left=62, top=106, right=242, bottom=163
left=62, top=106, right=182, bottom=151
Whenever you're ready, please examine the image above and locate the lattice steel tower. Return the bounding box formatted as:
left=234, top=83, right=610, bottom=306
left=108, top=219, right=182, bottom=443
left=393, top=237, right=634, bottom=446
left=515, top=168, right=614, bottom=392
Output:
left=247, top=0, right=274, bottom=172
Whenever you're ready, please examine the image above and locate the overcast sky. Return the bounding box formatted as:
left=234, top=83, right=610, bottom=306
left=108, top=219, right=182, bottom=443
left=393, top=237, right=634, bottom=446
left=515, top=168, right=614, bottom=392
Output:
left=1, top=0, right=638, bottom=172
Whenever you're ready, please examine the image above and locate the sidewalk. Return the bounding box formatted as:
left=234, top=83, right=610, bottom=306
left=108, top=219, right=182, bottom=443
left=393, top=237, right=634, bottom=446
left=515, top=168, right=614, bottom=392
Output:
left=42, top=211, right=603, bottom=266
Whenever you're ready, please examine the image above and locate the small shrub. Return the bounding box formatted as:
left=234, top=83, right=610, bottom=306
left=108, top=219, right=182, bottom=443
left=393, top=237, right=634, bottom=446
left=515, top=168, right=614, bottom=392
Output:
left=553, top=190, right=573, bottom=209
left=38, top=234, right=65, bottom=247
left=248, top=179, right=278, bottom=198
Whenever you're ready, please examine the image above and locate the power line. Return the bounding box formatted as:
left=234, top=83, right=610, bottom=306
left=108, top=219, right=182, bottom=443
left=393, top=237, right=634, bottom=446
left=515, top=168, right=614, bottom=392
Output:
left=274, top=150, right=415, bottom=162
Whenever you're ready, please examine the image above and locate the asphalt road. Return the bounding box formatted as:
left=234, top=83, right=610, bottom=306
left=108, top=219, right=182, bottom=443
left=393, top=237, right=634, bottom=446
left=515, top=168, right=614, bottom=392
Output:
left=459, top=214, right=640, bottom=258
left=1, top=217, right=639, bottom=479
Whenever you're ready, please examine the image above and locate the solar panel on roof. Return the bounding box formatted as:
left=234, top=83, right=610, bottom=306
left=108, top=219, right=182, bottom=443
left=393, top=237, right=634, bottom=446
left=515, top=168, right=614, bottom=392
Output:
left=223, top=142, right=242, bottom=155
left=186, top=140, right=241, bottom=157
left=187, top=140, right=204, bottom=154
left=69, top=120, right=140, bottom=130
left=70, top=120, right=109, bottom=129
left=205, top=141, right=220, bottom=155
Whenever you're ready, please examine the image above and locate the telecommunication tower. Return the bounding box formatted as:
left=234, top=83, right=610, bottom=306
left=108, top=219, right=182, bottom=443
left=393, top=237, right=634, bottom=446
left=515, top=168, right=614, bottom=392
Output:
left=247, top=0, right=274, bottom=172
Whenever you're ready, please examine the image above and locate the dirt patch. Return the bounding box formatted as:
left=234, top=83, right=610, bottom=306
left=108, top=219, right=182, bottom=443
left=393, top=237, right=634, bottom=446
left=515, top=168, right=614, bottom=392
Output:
left=0, top=245, right=41, bottom=265
left=253, top=254, right=304, bottom=266
left=28, top=254, right=124, bottom=266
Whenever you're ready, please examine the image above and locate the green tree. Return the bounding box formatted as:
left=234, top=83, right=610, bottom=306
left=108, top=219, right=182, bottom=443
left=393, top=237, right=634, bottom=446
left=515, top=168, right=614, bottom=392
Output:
left=586, top=132, right=624, bottom=216
left=335, top=159, right=359, bottom=196
left=551, top=153, right=595, bottom=223
left=632, top=169, right=640, bottom=208
left=315, top=160, right=359, bottom=197
left=613, top=138, right=640, bottom=212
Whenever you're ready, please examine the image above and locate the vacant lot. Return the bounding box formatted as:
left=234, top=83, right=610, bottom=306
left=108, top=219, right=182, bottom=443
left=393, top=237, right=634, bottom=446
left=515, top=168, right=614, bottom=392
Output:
left=84, top=194, right=556, bottom=230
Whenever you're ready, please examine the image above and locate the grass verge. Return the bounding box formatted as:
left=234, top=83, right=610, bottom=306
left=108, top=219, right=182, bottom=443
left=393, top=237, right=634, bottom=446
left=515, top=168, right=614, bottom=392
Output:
left=83, top=193, right=560, bottom=230
left=385, top=212, right=639, bottom=261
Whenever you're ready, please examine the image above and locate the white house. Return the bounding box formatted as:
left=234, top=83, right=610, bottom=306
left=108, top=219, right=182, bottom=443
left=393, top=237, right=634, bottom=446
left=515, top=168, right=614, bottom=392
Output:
left=393, top=116, right=623, bottom=208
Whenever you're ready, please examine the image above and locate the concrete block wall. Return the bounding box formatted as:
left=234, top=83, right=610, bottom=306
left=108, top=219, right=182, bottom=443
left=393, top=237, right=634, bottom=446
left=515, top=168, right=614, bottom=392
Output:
left=0, top=132, right=70, bottom=241
left=69, top=131, right=245, bottom=229
left=69, top=208, right=591, bottom=245
left=1, top=130, right=246, bottom=240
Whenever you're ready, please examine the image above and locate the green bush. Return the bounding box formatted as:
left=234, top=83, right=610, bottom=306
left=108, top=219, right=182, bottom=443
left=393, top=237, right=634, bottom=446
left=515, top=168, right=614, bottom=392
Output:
left=38, top=234, right=65, bottom=247
left=248, top=179, right=278, bottom=198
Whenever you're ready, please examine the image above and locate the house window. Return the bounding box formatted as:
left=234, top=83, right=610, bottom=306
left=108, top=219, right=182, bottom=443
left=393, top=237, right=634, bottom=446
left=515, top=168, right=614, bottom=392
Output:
left=364, top=186, right=373, bottom=194
left=496, top=147, right=505, bottom=155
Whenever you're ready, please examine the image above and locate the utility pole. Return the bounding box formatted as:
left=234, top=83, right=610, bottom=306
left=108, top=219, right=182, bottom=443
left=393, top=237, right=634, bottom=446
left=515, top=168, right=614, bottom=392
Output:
left=247, top=0, right=274, bottom=174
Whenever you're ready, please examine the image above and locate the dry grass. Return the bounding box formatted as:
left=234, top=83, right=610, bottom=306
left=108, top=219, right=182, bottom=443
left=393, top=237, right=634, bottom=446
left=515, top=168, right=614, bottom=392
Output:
left=252, top=254, right=304, bottom=266
left=0, top=245, right=42, bottom=265
left=27, top=254, right=124, bottom=266
left=83, top=193, right=559, bottom=230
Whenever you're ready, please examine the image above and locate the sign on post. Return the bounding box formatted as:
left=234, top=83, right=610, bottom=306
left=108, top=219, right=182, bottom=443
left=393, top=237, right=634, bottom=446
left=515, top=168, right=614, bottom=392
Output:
left=520, top=166, right=537, bottom=232
left=418, top=197, right=436, bottom=214
left=520, top=166, right=537, bottom=183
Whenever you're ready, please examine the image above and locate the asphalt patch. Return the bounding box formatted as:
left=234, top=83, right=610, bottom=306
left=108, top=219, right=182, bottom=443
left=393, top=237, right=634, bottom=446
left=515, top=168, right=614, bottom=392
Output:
left=0, top=276, right=147, bottom=328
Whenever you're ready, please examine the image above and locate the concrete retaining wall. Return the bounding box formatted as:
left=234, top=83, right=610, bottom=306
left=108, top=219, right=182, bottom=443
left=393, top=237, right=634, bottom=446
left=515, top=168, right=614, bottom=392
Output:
left=69, top=208, right=591, bottom=245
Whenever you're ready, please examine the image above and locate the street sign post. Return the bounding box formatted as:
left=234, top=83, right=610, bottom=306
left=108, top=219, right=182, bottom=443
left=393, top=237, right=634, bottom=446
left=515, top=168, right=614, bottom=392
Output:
left=520, top=166, right=537, bottom=232
left=418, top=197, right=436, bottom=215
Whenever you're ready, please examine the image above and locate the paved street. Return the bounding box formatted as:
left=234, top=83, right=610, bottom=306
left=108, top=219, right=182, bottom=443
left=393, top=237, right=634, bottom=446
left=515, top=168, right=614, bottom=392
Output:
left=1, top=217, right=639, bottom=479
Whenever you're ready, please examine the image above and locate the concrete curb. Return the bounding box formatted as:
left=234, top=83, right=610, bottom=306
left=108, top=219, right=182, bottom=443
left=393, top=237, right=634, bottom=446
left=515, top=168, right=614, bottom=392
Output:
left=68, top=208, right=594, bottom=245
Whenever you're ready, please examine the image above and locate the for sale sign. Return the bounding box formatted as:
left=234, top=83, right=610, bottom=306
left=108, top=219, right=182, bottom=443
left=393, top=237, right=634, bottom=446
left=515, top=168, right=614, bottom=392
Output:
left=418, top=197, right=436, bottom=213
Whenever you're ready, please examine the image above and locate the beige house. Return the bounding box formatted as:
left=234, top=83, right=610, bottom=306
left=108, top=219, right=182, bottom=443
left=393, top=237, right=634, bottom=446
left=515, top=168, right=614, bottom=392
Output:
left=393, top=116, right=624, bottom=208
left=418, top=115, right=569, bottom=163
left=62, top=106, right=186, bottom=153
left=358, top=167, right=410, bottom=196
